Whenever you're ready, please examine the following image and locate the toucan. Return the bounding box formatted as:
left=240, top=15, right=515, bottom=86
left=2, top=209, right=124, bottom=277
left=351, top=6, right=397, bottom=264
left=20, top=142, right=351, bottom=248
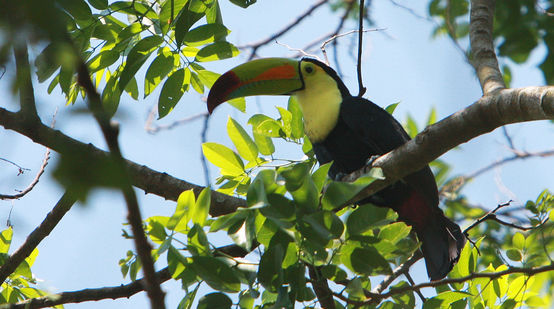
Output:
left=206, top=57, right=466, bottom=280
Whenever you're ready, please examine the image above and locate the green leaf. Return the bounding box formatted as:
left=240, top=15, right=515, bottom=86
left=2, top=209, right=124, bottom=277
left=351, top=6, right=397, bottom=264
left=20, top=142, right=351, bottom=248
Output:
left=312, top=162, right=331, bottom=192
left=188, top=224, right=210, bottom=256
left=248, top=114, right=283, bottom=138
left=378, top=222, right=411, bottom=244
left=276, top=107, right=292, bottom=137
left=175, top=0, right=208, bottom=46
left=434, top=291, right=472, bottom=303
left=119, top=35, right=163, bottom=92
left=87, top=50, right=119, bottom=73
left=341, top=244, right=391, bottom=275
left=191, top=187, right=211, bottom=226
left=57, top=0, right=92, bottom=21
left=252, top=132, right=274, bottom=156
left=190, top=256, right=241, bottom=292
left=279, top=162, right=318, bottom=212
left=512, top=232, right=525, bottom=250
left=385, top=102, right=399, bottom=114
left=321, top=172, right=380, bottom=210
left=347, top=205, right=395, bottom=235
left=506, top=249, right=522, bottom=261
left=189, top=70, right=205, bottom=94
left=87, top=0, right=108, bottom=10
left=298, top=211, right=344, bottom=247
left=167, top=189, right=194, bottom=231
left=109, top=1, right=158, bottom=20
left=158, top=68, right=188, bottom=119
left=117, top=23, right=145, bottom=43
left=427, top=106, right=437, bottom=125
left=260, top=194, right=295, bottom=222
left=229, top=0, right=257, bottom=8
left=167, top=245, right=189, bottom=279
left=202, top=142, right=245, bottom=176
left=227, top=117, right=259, bottom=162
left=144, top=48, right=177, bottom=97
left=159, top=0, right=188, bottom=34
left=287, top=96, right=304, bottom=139
left=238, top=290, right=255, bottom=309
left=184, top=24, right=230, bottom=47
left=197, top=292, right=232, bottom=309
left=196, top=42, right=240, bottom=62
left=258, top=243, right=284, bottom=292
left=0, top=228, right=13, bottom=254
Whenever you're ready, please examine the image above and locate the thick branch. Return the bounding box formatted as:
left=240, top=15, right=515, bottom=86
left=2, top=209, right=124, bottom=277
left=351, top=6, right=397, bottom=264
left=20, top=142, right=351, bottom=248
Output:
left=308, top=265, right=336, bottom=309
left=0, top=108, right=246, bottom=216
left=0, top=192, right=76, bottom=284
left=3, top=268, right=171, bottom=309
left=469, top=0, right=505, bottom=94
left=345, top=86, right=554, bottom=205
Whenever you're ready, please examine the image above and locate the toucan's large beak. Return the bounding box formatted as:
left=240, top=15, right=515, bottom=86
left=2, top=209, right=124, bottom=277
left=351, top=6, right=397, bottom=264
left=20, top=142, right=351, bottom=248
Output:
left=207, top=58, right=303, bottom=114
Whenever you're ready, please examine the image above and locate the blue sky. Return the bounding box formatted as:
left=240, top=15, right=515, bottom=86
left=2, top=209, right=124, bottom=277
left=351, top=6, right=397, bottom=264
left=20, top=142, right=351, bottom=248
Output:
left=0, top=0, right=552, bottom=308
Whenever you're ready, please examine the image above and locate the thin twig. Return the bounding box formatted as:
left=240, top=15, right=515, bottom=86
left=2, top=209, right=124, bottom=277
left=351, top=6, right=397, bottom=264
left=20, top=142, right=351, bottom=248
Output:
left=239, top=0, right=329, bottom=60
left=361, top=263, right=554, bottom=304
left=0, top=148, right=50, bottom=200
left=4, top=268, right=171, bottom=309
left=356, top=0, right=366, bottom=97
left=0, top=158, right=30, bottom=176
left=201, top=113, right=211, bottom=187
left=372, top=251, right=422, bottom=293
left=0, top=192, right=76, bottom=284
left=144, top=104, right=207, bottom=134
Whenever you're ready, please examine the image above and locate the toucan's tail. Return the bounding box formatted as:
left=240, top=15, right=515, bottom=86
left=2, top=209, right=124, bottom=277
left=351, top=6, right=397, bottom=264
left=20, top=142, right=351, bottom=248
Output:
left=417, top=212, right=466, bottom=280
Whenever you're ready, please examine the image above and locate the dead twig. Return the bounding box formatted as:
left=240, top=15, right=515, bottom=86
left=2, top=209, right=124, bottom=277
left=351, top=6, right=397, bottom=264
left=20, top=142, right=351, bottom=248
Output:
left=144, top=104, right=207, bottom=134
left=239, top=0, right=329, bottom=60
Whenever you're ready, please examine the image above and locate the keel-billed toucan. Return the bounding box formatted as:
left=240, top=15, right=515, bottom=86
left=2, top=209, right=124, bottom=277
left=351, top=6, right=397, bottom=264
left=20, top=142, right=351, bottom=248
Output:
left=207, top=57, right=466, bottom=280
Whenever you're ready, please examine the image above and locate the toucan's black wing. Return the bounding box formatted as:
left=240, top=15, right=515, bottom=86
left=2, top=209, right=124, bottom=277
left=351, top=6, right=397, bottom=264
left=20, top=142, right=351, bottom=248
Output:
left=339, top=97, right=411, bottom=153
left=312, top=97, right=439, bottom=208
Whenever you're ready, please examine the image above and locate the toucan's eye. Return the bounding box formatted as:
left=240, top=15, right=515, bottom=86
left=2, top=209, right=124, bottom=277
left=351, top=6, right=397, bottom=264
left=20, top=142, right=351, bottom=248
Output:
left=304, top=65, right=314, bottom=74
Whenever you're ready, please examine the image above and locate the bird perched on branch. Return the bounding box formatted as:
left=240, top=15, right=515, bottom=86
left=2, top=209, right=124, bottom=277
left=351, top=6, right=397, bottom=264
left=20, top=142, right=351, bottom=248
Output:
left=207, top=57, right=465, bottom=280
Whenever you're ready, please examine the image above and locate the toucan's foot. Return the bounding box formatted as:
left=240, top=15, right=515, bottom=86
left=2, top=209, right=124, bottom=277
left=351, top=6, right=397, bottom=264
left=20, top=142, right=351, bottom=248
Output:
left=334, top=172, right=347, bottom=181
left=366, top=155, right=380, bottom=167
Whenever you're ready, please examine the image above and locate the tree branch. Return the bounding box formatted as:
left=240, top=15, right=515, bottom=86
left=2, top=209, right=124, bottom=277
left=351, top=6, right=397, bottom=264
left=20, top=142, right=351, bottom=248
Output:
left=469, top=0, right=505, bottom=95
left=0, top=192, right=76, bottom=284
left=240, top=0, right=329, bottom=60
left=371, top=251, right=423, bottom=294
left=13, top=44, right=38, bottom=119
left=308, top=265, right=336, bottom=309
left=75, top=60, right=165, bottom=309
left=0, top=108, right=247, bottom=216
left=362, top=263, right=554, bottom=304
left=344, top=86, right=554, bottom=206
left=356, top=0, right=366, bottom=97
left=0, top=147, right=50, bottom=200
left=3, top=268, right=171, bottom=309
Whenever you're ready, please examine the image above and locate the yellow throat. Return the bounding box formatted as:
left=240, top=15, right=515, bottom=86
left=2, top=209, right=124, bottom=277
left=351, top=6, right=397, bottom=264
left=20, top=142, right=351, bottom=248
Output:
left=293, top=65, right=343, bottom=143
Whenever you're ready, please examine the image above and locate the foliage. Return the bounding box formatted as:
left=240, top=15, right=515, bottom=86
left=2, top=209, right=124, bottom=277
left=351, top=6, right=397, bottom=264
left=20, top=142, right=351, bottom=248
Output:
left=0, top=228, right=51, bottom=306
left=428, top=0, right=554, bottom=85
